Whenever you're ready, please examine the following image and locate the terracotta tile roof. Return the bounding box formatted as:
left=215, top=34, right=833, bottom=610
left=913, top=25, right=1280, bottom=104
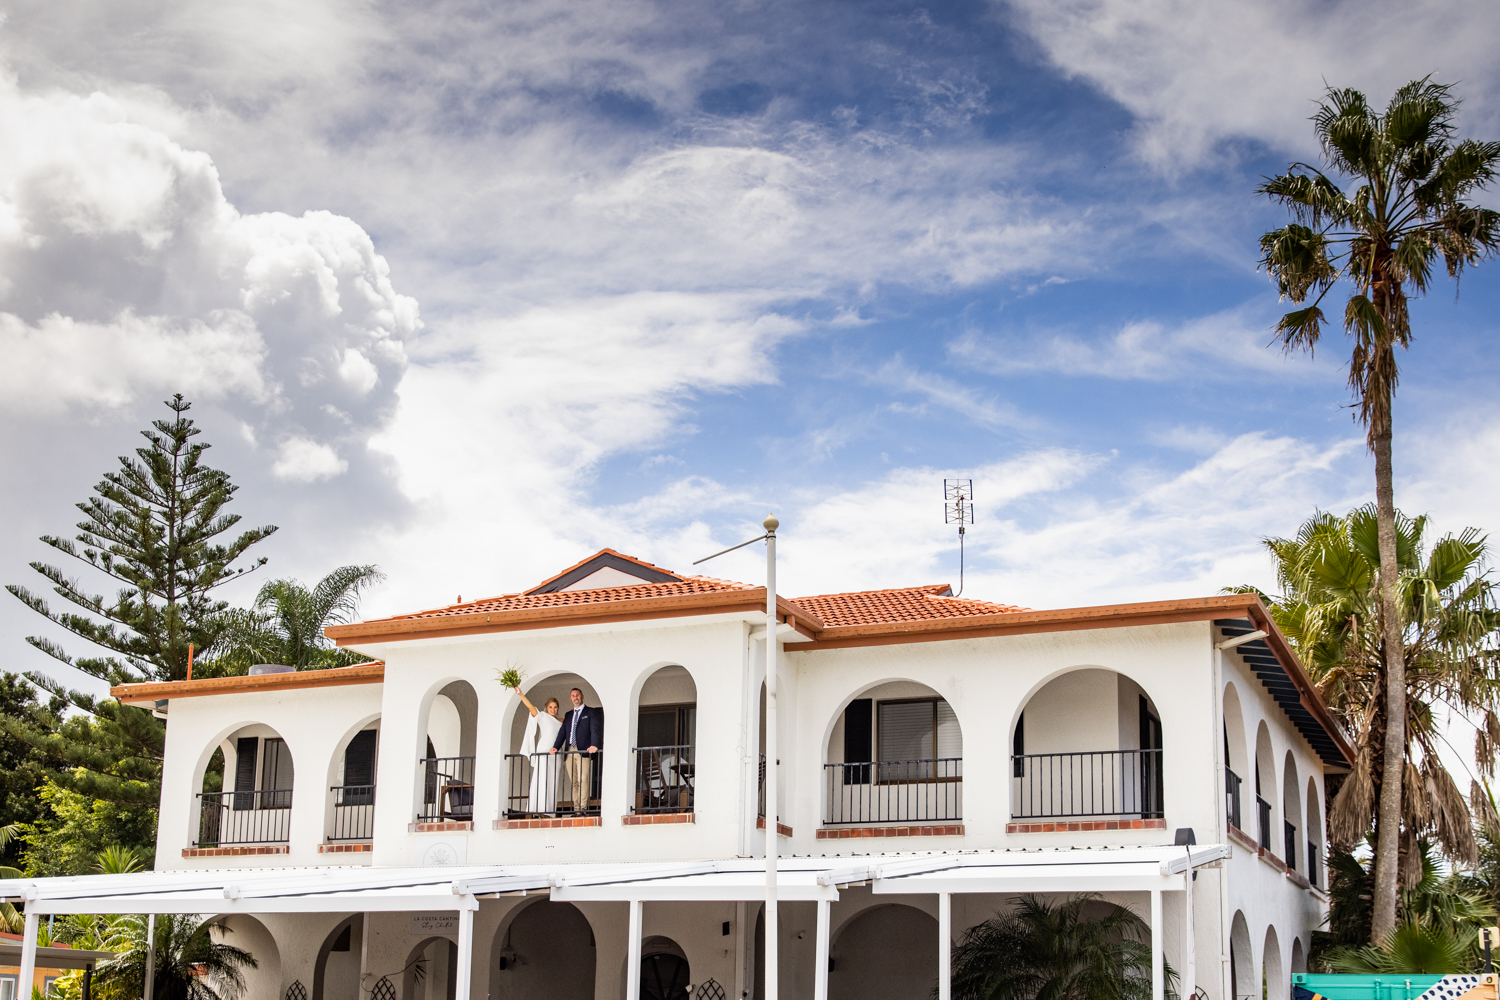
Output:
left=365, top=575, right=757, bottom=623
left=788, top=584, right=1029, bottom=628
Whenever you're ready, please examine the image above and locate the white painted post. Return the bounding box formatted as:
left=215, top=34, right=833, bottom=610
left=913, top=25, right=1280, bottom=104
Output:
left=813, top=898, right=830, bottom=1000
left=939, top=892, right=952, bottom=1000
left=19, top=908, right=38, bottom=1000
left=455, top=904, right=475, bottom=1000
left=764, top=515, right=778, bottom=1000
left=734, top=901, right=749, bottom=1000
left=1184, top=870, right=1196, bottom=1000
left=627, top=900, right=644, bottom=1000
left=144, top=913, right=156, bottom=1000
left=360, top=912, right=372, bottom=992
left=1150, top=890, right=1163, bottom=1000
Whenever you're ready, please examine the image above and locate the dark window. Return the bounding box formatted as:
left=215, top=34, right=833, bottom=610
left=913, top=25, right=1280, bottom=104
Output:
left=637, top=705, right=696, bottom=747
left=1138, top=695, right=1161, bottom=751
left=1013, top=712, right=1025, bottom=777
left=842, top=699, right=872, bottom=784
left=343, top=730, right=378, bottom=787
left=232, top=737, right=258, bottom=810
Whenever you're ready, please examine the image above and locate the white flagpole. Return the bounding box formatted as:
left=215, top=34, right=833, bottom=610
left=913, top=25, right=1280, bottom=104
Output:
left=764, top=513, right=779, bottom=1000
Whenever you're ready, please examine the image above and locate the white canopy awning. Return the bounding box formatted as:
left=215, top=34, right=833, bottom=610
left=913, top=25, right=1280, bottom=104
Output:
left=0, top=845, right=1225, bottom=914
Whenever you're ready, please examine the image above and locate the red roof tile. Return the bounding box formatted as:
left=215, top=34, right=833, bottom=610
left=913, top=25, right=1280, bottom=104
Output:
left=366, top=575, right=757, bottom=623
left=788, top=584, right=1028, bottom=628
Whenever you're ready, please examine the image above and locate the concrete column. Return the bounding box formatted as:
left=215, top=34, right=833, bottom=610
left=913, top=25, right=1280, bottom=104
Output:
left=1151, top=890, right=1164, bottom=1000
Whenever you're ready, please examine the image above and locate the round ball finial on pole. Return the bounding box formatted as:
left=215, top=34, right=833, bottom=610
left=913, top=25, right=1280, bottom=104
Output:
left=763, top=513, right=779, bottom=533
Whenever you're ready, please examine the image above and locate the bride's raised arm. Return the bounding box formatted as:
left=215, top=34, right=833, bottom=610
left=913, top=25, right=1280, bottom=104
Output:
left=515, top=687, right=539, bottom=718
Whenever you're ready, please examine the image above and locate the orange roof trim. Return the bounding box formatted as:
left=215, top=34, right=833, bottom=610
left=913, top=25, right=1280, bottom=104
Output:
left=112, top=662, right=384, bottom=705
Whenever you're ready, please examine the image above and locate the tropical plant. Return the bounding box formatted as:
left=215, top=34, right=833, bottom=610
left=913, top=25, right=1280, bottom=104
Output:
left=945, top=894, right=1177, bottom=1000
left=1257, top=77, right=1500, bottom=939
left=0, top=824, right=24, bottom=933
left=1228, top=506, right=1500, bottom=877
left=1328, top=923, right=1473, bottom=975
left=92, top=913, right=256, bottom=1000
left=212, top=565, right=384, bottom=672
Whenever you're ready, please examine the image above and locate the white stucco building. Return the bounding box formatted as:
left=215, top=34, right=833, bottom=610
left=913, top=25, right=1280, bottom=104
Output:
left=3, top=548, right=1350, bottom=1000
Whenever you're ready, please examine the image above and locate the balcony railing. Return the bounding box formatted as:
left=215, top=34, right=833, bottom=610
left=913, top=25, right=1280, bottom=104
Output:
left=503, top=751, right=600, bottom=818
left=1284, top=820, right=1298, bottom=871
left=329, top=784, right=375, bottom=841
left=633, top=746, right=694, bottom=814
left=196, top=790, right=292, bottom=847
left=824, top=758, right=962, bottom=825
left=1011, top=749, right=1163, bottom=819
left=1226, top=768, right=1242, bottom=830
left=1256, top=795, right=1272, bottom=851
left=418, top=756, right=475, bottom=823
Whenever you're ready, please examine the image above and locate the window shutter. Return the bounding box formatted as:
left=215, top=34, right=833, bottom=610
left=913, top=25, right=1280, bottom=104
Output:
left=234, top=737, right=259, bottom=792
left=877, top=701, right=934, bottom=762
left=343, top=730, right=378, bottom=787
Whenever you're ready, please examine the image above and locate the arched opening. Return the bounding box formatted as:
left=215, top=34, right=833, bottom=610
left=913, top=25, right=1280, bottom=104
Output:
left=638, top=936, right=690, bottom=1000
left=1254, top=723, right=1275, bottom=851
left=1282, top=753, right=1302, bottom=871
left=828, top=904, right=938, bottom=1000
left=632, top=666, right=697, bottom=817
left=312, top=916, right=362, bottom=1000
left=1262, top=924, right=1285, bottom=1000
left=1306, top=777, right=1325, bottom=888
left=327, top=718, right=380, bottom=843
left=1230, top=911, right=1254, bottom=1000
left=405, top=936, right=458, bottom=1000
left=197, top=724, right=295, bottom=847
left=825, top=681, right=962, bottom=827
left=504, top=674, right=602, bottom=818
left=1290, top=937, right=1306, bottom=974
left=1223, top=683, right=1250, bottom=832
left=491, top=899, right=595, bottom=1000
left=419, top=681, right=478, bottom=823
left=209, top=914, right=280, bottom=999
left=1012, top=668, right=1162, bottom=821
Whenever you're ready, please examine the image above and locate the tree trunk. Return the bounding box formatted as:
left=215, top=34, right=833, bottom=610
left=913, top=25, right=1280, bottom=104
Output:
left=1370, top=419, right=1406, bottom=942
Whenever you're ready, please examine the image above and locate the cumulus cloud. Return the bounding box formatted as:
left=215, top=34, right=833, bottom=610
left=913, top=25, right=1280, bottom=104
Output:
left=0, top=70, right=418, bottom=478
left=1002, top=0, right=1500, bottom=168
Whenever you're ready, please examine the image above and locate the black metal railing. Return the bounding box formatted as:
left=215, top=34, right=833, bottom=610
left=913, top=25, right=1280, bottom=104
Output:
left=329, top=784, right=375, bottom=840
left=1284, top=821, right=1298, bottom=871
left=1226, top=768, right=1242, bottom=830
left=1010, top=750, right=1163, bottom=819
left=418, top=756, right=475, bottom=823
left=1307, top=840, right=1320, bottom=887
left=1256, top=795, right=1272, bottom=851
left=633, top=746, right=694, bottom=814
left=196, top=790, right=292, bottom=846
left=503, top=751, right=600, bottom=818
left=824, top=758, right=962, bottom=825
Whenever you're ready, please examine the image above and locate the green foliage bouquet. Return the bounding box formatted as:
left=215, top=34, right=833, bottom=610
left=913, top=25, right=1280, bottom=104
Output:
left=495, top=664, right=525, bottom=690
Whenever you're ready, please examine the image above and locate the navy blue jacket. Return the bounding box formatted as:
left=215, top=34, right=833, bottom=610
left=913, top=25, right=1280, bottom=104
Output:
left=553, top=705, right=604, bottom=754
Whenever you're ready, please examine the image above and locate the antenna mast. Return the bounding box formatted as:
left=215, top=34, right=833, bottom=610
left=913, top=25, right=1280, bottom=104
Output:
left=944, top=479, right=974, bottom=598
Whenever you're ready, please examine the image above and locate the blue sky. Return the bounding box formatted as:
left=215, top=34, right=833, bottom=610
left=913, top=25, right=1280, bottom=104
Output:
left=1, top=0, right=1498, bottom=697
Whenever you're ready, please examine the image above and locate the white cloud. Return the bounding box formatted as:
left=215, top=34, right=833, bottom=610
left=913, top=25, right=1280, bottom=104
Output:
left=1002, top=0, right=1500, bottom=169
left=272, top=437, right=348, bottom=482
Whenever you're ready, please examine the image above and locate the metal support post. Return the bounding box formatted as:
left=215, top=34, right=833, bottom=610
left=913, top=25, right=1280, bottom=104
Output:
left=1150, top=890, right=1163, bottom=1000
left=144, top=913, right=157, bottom=1000
left=19, top=908, right=38, bottom=1000
left=627, top=900, right=644, bottom=1000
left=1184, top=870, right=1196, bottom=999
left=813, top=898, right=830, bottom=1000
left=764, top=517, right=778, bottom=1000
left=455, top=904, right=475, bottom=1000
left=939, top=892, right=952, bottom=1000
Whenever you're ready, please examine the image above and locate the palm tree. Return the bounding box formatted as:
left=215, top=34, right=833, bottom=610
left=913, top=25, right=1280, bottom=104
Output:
left=1229, top=507, right=1499, bottom=879
left=1258, top=78, right=1500, bottom=939
left=212, top=565, right=384, bottom=672
left=946, top=894, right=1176, bottom=1000
left=92, top=913, right=256, bottom=1000
left=0, top=824, right=24, bottom=933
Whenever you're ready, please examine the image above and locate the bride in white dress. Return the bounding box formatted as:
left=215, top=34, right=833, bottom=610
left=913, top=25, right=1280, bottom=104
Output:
left=516, top=688, right=563, bottom=814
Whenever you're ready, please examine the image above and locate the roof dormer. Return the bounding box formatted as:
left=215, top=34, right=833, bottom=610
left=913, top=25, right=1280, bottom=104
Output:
left=525, top=548, right=683, bottom=594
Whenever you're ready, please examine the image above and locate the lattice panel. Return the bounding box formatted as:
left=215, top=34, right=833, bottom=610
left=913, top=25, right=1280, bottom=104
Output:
left=284, top=982, right=307, bottom=1000
left=371, top=976, right=398, bottom=1000
left=696, top=978, right=726, bottom=1000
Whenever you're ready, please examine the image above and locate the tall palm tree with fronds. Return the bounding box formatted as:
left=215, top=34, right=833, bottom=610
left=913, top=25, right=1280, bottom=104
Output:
left=1258, top=79, right=1500, bottom=939
left=946, top=894, right=1175, bottom=1000
left=212, top=565, right=384, bottom=672
left=93, top=913, right=256, bottom=1000
left=1229, top=507, right=1499, bottom=876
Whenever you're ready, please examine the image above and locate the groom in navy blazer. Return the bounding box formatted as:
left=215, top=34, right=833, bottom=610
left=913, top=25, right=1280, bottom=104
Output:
left=551, top=688, right=603, bottom=811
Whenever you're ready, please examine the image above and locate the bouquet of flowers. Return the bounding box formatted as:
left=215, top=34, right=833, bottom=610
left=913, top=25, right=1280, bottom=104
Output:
left=495, top=664, right=525, bottom=690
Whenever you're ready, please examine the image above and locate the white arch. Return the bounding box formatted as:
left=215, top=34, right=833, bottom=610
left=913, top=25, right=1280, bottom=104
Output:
left=1263, top=924, right=1286, bottom=1000
left=187, top=720, right=297, bottom=849
left=1229, top=911, right=1255, bottom=1000
left=1282, top=752, right=1302, bottom=869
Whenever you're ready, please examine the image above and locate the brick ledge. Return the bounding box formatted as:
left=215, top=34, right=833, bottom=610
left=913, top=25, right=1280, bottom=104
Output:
left=621, top=813, right=695, bottom=826
left=1006, top=819, right=1167, bottom=834
left=494, top=816, right=602, bottom=830
left=319, top=842, right=373, bottom=853
left=182, top=845, right=289, bottom=858
left=1258, top=847, right=1287, bottom=873
left=817, top=824, right=963, bottom=840
left=410, top=821, right=473, bottom=833
left=1228, top=824, right=1259, bottom=852
left=756, top=817, right=793, bottom=838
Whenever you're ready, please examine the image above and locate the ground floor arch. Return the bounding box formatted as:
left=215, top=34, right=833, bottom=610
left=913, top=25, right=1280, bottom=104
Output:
left=313, top=916, right=362, bottom=1000
left=491, top=899, right=596, bottom=1000
left=829, top=903, right=938, bottom=1000
left=405, top=936, right=459, bottom=1000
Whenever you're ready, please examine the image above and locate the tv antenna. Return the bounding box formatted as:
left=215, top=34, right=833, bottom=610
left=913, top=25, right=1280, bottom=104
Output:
left=944, top=479, right=973, bottom=597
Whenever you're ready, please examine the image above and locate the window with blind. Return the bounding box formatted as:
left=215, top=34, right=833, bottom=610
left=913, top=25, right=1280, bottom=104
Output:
left=261, top=738, right=294, bottom=808
left=876, top=699, right=961, bottom=781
